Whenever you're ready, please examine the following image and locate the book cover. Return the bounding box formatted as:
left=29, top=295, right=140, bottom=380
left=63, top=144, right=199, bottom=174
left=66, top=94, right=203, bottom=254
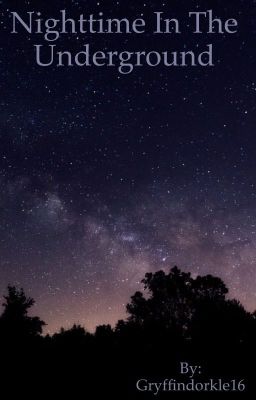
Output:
left=0, top=0, right=255, bottom=397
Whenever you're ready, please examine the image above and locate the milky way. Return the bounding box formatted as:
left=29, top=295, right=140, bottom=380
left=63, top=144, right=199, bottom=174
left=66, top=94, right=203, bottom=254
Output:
left=0, top=0, right=256, bottom=333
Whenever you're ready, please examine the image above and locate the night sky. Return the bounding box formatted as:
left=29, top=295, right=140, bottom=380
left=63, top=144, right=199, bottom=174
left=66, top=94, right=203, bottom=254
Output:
left=1, top=0, right=256, bottom=333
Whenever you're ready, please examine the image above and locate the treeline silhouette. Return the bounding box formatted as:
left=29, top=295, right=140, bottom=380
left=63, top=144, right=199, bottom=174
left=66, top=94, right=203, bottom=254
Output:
left=0, top=267, right=255, bottom=398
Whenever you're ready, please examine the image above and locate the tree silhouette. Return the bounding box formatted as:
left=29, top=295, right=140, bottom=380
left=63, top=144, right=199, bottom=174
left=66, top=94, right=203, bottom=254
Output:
left=124, top=267, right=233, bottom=341
left=0, top=269, right=255, bottom=397
left=0, top=285, right=45, bottom=340
left=95, top=324, right=113, bottom=339
left=191, top=297, right=252, bottom=345
left=53, top=323, right=90, bottom=342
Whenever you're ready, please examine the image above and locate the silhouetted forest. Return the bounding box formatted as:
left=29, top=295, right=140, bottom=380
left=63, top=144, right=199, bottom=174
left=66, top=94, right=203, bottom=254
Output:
left=0, top=267, right=255, bottom=398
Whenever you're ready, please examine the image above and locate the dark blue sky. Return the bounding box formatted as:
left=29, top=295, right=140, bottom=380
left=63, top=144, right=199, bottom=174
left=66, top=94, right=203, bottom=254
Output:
left=0, top=0, right=256, bottom=333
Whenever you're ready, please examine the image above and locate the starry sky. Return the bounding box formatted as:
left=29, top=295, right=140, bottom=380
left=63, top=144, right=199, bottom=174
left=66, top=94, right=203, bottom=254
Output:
left=0, top=0, right=256, bottom=333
